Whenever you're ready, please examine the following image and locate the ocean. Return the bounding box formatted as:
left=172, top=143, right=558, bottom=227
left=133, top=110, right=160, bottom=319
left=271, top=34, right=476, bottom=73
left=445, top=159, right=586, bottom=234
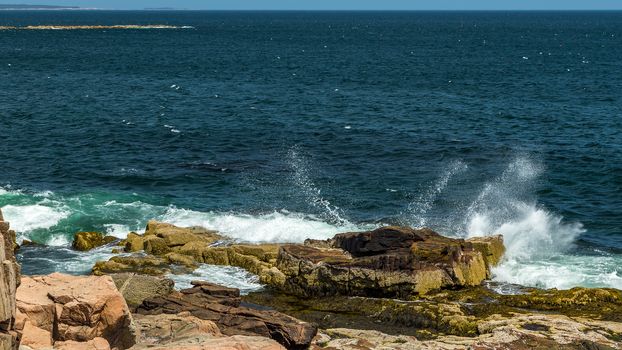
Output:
left=0, top=10, right=621, bottom=291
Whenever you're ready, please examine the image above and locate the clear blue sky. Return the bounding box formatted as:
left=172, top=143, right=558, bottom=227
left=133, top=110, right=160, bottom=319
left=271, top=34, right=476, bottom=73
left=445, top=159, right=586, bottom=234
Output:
left=2, top=0, right=622, bottom=10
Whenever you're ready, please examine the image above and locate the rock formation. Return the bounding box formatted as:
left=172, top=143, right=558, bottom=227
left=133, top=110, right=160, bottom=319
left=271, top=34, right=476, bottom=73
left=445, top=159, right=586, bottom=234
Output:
left=278, top=226, right=504, bottom=297
left=94, top=223, right=503, bottom=298
left=93, top=221, right=284, bottom=285
left=135, top=281, right=317, bottom=349
left=0, top=209, right=20, bottom=350
left=72, top=232, right=117, bottom=251
left=15, top=273, right=137, bottom=350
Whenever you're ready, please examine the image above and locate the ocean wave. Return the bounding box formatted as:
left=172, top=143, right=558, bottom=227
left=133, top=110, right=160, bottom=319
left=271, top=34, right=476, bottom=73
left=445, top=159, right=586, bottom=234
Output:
left=1, top=204, right=69, bottom=238
left=158, top=207, right=369, bottom=243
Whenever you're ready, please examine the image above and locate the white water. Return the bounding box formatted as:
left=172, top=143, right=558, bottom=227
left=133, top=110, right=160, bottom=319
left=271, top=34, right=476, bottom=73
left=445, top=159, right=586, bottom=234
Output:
left=167, top=264, right=263, bottom=293
left=458, top=157, right=616, bottom=289
left=158, top=207, right=368, bottom=243
left=2, top=204, right=69, bottom=244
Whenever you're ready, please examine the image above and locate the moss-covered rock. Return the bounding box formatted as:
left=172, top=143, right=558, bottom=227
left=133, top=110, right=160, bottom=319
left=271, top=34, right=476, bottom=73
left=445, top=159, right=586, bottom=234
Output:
left=72, top=231, right=117, bottom=251
left=244, top=284, right=622, bottom=341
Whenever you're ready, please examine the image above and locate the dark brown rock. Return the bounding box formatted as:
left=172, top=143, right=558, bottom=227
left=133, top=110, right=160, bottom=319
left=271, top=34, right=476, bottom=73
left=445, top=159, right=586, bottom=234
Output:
left=135, top=281, right=317, bottom=349
left=332, top=226, right=437, bottom=257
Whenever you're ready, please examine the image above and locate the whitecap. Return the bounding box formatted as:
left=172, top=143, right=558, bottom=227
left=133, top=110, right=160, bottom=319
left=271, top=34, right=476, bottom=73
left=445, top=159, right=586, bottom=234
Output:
left=1, top=204, right=69, bottom=234
left=104, top=224, right=131, bottom=238
left=158, top=207, right=368, bottom=243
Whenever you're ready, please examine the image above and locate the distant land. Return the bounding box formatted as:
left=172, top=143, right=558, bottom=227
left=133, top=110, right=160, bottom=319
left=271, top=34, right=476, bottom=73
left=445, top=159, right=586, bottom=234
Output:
left=144, top=7, right=184, bottom=10
left=0, top=4, right=81, bottom=10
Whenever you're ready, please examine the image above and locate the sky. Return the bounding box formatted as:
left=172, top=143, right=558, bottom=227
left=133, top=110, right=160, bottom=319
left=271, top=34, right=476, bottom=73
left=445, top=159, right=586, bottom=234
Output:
left=2, top=0, right=622, bottom=10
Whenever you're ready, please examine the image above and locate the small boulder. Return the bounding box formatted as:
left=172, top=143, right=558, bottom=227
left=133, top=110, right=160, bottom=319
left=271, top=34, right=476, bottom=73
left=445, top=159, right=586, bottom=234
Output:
left=73, top=232, right=117, bottom=251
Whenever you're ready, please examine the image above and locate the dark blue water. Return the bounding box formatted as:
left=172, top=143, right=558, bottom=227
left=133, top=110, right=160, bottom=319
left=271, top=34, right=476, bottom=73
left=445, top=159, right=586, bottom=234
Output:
left=0, top=11, right=621, bottom=289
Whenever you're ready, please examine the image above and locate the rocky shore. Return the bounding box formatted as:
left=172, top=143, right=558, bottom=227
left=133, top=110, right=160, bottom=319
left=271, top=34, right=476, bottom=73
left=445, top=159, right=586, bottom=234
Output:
left=2, top=209, right=621, bottom=349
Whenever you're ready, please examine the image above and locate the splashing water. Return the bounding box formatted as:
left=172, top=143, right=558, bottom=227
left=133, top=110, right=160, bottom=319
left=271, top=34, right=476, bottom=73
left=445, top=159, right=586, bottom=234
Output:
left=408, top=160, right=467, bottom=228
left=457, top=157, right=609, bottom=289
left=286, top=147, right=350, bottom=226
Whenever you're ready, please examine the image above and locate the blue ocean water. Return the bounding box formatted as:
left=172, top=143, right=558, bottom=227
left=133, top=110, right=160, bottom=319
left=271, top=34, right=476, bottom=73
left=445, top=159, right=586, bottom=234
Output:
left=0, top=11, right=621, bottom=290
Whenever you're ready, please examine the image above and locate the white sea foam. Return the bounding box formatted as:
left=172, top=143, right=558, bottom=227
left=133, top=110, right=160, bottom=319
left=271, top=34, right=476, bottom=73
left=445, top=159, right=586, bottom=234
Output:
left=45, top=235, right=70, bottom=247
left=104, top=224, right=132, bottom=238
left=168, top=264, right=263, bottom=293
left=158, top=207, right=367, bottom=243
left=458, top=156, right=588, bottom=289
left=492, top=255, right=622, bottom=290
left=1, top=204, right=69, bottom=234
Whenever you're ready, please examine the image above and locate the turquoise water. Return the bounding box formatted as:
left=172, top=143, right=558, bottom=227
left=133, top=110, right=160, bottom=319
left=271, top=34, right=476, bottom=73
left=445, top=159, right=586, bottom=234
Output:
left=1, top=11, right=621, bottom=290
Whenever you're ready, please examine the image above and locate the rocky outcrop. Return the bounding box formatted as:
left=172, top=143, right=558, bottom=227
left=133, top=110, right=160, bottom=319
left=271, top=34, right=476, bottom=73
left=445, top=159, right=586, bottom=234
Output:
left=278, top=226, right=504, bottom=297
left=135, top=281, right=317, bottom=349
left=16, top=273, right=137, bottom=350
left=0, top=209, right=20, bottom=350
left=72, top=232, right=117, bottom=251
left=95, top=221, right=284, bottom=285
left=94, top=223, right=503, bottom=298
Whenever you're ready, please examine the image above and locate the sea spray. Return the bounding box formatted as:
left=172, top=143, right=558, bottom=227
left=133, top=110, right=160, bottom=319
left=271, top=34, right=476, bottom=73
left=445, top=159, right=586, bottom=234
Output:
left=286, top=146, right=350, bottom=226
left=407, top=160, right=467, bottom=228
